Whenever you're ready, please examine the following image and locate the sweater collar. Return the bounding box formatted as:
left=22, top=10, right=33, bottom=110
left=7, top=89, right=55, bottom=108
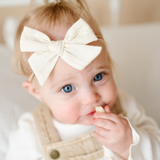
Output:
left=53, top=119, right=95, bottom=141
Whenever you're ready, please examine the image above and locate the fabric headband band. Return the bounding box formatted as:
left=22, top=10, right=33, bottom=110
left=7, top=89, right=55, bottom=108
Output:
left=20, top=18, right=102, bottom=86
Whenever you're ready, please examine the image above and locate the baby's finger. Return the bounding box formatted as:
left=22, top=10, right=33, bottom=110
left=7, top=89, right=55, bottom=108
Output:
left=95, top=126, right=110, bottom=138
left=94, top=118, right=115, bottom=130
left=94, top=131, right=109, bottom=146
left=104, top=105, right=111, bottom=113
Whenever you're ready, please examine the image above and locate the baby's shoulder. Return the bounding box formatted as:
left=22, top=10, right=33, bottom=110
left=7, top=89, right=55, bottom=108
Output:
left=16, top=112, right=36, bottom=132
left=6, top=113, right=44, bottom=159
left=18, top=112, right=34, bottom=123
left=8, top=112, right=39, bottom=148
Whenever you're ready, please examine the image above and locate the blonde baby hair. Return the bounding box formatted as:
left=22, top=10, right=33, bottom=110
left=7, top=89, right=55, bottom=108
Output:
left=12, top=0, right=113, bottom=83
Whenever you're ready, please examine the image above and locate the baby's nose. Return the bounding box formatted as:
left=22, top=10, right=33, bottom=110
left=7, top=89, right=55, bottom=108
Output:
left=80, top=87, right=100, bottom=106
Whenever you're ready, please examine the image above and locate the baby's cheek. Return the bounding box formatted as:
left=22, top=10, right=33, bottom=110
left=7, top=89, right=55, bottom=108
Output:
left=109, top=85, right=117, bottom=101
left=101, top=83, right=117, bottom=107
left=53, top=104, right=80, bottom=124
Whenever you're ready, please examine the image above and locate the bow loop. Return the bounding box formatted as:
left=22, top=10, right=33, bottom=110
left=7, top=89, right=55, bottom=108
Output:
left=48, top=40, right=64, bottom=56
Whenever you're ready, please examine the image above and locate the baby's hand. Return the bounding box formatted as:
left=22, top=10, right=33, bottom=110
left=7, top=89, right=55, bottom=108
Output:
left=93, top=106, right=132, bottom=160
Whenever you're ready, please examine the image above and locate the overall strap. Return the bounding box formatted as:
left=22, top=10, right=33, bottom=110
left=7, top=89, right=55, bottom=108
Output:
left=45, top=132, right=104, bottom=160
left=33, top=103, right=61, bottom=146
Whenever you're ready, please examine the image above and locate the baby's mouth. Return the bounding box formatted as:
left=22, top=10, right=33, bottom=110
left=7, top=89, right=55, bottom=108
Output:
left=87, top=111, right=96, bottom=116
left=86, top=104, right=107, bottom=116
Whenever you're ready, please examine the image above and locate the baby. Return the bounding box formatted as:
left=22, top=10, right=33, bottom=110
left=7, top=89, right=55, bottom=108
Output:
left=6, top=0, right=160, bottom=160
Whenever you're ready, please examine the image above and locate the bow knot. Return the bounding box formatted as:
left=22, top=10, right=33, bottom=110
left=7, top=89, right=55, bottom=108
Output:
left=20, top=18, right=102, bottom=86
left=48, top=40, right=64, bottom=57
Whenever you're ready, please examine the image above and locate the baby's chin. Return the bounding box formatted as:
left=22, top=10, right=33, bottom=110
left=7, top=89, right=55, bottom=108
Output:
left=55, top=115, right=95, bottom=126
left=77, top=116, right=95, bottom=126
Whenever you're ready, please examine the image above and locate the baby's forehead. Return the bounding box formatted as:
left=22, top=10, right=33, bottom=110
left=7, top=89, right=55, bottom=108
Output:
left=50, top=39, right=108, bottom=73
left=47, top=42, right=109, bottom=80
left=46, top=52, right=110, bottom=89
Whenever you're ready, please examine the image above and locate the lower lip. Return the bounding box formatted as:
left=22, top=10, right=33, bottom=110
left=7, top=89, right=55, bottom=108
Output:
left=87, top=111, right=96, bottom=116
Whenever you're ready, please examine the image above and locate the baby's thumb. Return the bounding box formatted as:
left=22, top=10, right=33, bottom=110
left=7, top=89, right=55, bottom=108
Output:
left=104, top=105, right=111, bottom=113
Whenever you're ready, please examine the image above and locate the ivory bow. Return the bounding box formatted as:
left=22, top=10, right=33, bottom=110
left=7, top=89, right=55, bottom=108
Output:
left=20, top=18, right=102, bottom=86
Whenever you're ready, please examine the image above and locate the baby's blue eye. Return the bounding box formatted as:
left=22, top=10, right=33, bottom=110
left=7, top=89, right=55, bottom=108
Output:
left=61, top=85, right=75, bottom=93
left=94, top=73, right=103, bottom=81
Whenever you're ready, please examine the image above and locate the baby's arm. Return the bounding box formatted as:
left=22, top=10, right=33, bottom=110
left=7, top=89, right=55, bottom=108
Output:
left=125, top=102, right=160, bottom=160
left=120, top=90, right=160, bottom=160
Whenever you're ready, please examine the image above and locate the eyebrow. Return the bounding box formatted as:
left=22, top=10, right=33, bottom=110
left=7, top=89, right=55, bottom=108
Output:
left=93, top=64, right=111, bottom=71
left=50, top=74, right=77, bottom=89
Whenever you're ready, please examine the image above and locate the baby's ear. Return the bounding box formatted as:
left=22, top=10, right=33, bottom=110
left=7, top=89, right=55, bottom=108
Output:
left=22, top=81, right=42, bottom=101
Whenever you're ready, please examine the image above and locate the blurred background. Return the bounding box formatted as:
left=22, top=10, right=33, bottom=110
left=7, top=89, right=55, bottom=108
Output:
left=0, top=0, right=160, bottom=159
left=1, top=0, right=160, bottom=43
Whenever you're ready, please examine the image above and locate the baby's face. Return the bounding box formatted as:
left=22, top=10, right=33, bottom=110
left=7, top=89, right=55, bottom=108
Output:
left=37, top=40, right=117, bottom=125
